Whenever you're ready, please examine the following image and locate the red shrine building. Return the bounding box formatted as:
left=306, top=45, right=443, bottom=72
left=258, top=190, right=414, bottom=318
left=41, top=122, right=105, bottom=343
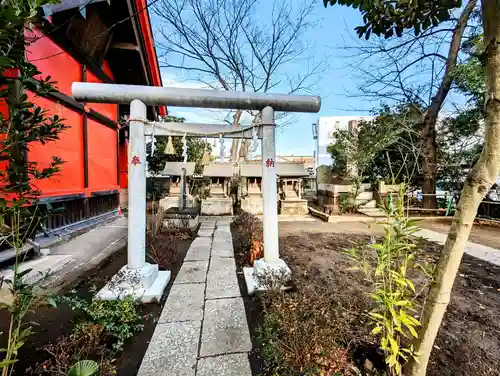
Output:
left=6, top=0, right=165, bottom=232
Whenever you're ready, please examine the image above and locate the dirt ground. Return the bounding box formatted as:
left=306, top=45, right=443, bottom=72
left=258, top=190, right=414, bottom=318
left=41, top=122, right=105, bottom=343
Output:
left=0, top=231, right=193, bottom=376
left=420, top=218, right=500, bottom=250
left=276, top=222, right=500, bottom=376
left=279, top=218, right=500, bottom=250
left=279, top=218, right=385, bottom=237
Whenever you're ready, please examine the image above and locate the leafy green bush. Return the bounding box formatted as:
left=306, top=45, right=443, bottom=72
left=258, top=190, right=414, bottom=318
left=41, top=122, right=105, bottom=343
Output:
left=29, top=324, right=116, bottom=376
left=338, top=194, right=360, bottom=215
left=59, top=295, right=144, bottom=351
left=345, top=185, right=433, bottom=375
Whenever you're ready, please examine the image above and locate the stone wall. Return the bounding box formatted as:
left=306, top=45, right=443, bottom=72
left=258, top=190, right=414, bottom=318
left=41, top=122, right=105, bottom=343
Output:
left=201, top=198, right=233, bottom=215
left=159, top=196, right=198, bottom=212
left=163, top=215, right=199, bottom=231
left=374, top=181, right=404, bottom=207
left=317, top=183, right=373, bottom=213
left=241, top=197, right=263, bottom=215
left=279, top=200, right=308, bottom=215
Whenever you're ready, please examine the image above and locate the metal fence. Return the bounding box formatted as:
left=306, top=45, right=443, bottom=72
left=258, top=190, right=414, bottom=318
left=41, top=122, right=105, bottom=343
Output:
left=403, top=192, right=455, bottom=216
left=477, top=200, right=500, bottom=222
left=401, top=192, right=500, bottom=222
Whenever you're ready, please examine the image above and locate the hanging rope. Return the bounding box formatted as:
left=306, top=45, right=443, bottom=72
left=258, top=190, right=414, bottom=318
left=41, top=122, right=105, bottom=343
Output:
left=219, top=134, right=225, bottom=163
left=182, top=133, right=187, bottom=163
left=250, top=125, right=258, bottom=154
left=144, top=121, right=257, bottom=138
left=151, top=122, right=157, bottom=155
left=139, top=119, right=264, bottom=164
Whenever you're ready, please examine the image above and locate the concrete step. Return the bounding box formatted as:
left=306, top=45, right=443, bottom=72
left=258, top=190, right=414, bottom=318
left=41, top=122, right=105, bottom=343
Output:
left=361, top=199, right=377, bottom=208
left=0, top=254, right=74, bottom=284
left=0, top=243, right=33, bottom=264
left=357, top=191, right=373, bottom=200
left=0, top=254, right=74, bottom=304
left=0, top=211, right=119, bottom=266
left=359, top=208, right=386, bottom=218
left=360, top=207, right=381, bottom=212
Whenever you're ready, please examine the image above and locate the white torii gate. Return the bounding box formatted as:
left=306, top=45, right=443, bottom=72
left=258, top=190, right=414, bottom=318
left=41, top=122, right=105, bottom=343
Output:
left=72, top=82, right=321, bottom=302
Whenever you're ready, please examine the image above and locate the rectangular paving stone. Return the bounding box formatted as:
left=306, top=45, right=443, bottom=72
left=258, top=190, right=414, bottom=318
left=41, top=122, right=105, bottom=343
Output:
left=211, top=245, right=234, bottom=258
left=199, top=222, right=216, bottom=229
left=197, top=353, right=252, bottom=376
left=213, top=235, right=232, bottom=245
left=191, top=237, right=212, bottom=248
left=209, top=256, right=236, bottom=272
left=213, top=232, right=232, bottom=239
left=158, top=283, right=205, bottom=323
left=199, top=227, right=215, bottom=233
left=215, top=227, right=231, bottom=234
left=200, top=298, right=252, bottom=357
left=137, top=321, right=201, bottom=376
left=184, top=246, right=211, bottom=261
left=175, top=260, right=208, bottom=284
left=197, top=229, right=214, bottom=238
left=212, top=238, right=233, bottom=247
left=205, top=269, right=240, bottom=299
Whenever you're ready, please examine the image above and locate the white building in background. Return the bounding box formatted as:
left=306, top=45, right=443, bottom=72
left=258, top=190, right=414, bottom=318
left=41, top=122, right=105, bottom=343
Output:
left=313, top=115, right=375, bottom=168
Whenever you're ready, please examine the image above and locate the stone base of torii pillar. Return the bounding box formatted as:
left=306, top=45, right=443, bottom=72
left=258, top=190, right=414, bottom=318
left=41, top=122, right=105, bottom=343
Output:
left=97, top=263, right=171, bottom=303
left=243, top=259, right=291, bottom=295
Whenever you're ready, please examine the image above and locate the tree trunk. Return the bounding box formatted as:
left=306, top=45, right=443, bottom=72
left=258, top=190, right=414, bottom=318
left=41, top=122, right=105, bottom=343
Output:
left=421, top=114, right=438, bottom=209
left=421, top=0, right=477, bottom=209
left=230, top=110, right=243, bottom=163
left=239, top=139, right=249, bottom=161
left=230, top=139, right=239, bottom=163
left=406, top=1, right=500, bottom=374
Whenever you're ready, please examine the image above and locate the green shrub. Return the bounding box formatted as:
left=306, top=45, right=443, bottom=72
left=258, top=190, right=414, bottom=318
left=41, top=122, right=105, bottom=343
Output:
left=338, top=194, right=360, bottom=214
left=345, top=185, right=433, bottom=375
left=29, top=324, right=116, bottom=376
left=59, top=295, right=144, bottom=351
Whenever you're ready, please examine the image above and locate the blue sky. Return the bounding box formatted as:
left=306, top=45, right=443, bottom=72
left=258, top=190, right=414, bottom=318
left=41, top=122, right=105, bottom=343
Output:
left=151, top=2, right=379, bottom=156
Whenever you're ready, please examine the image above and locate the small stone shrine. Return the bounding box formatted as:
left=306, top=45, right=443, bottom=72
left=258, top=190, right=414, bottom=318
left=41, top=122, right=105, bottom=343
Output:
left=240, top=163, right=264, bottom=214
left=277, top=162, right=309, bottom=215
left=200, top=163, right=235, bottom=215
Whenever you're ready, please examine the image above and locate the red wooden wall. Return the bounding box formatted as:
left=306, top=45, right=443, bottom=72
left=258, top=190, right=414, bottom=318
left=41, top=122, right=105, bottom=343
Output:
left=23, top=28, right=119, bottom=199
left=119, top=141, right=129, bottom=189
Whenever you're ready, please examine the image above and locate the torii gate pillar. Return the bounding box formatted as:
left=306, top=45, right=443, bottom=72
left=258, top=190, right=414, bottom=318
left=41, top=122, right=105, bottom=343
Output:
left=97, top=99, right=171, bottom=302
left=244, top=106, right=291, bottom=294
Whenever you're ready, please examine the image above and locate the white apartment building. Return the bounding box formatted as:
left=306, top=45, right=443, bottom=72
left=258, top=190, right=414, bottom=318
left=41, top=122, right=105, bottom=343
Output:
left=313, top=115, right=375, bottom=168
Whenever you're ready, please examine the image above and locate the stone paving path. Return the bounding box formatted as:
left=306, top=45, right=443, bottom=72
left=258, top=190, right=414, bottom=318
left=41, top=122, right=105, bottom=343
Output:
left=415, top=228, right=500, bottom=266
left=138, top=217, right=252, bottom=376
